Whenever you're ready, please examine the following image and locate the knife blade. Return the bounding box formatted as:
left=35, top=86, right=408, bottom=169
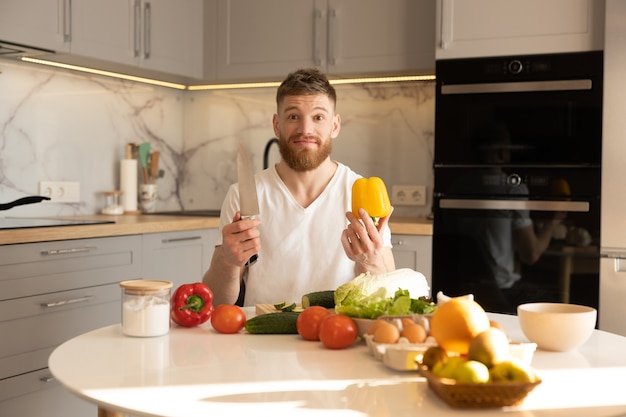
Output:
left=237, top=142, right=260, bottom=266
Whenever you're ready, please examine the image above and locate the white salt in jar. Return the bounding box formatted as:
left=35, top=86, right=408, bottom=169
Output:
left=120, top=280, right=173, bottom=337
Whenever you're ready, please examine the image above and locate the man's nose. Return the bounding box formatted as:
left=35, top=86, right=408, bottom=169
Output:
left=297, top=118, right=315, bottom=135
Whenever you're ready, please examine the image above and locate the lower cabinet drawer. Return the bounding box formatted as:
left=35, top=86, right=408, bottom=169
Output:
left=0, top=283, right=121, bottom=380
left=0, top=368, right=96, bottom=416
left=0, top=235, right=142, bottom=300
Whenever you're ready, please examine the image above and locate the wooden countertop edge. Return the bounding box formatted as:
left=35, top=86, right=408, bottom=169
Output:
left=0, top=214, right=432, bottom=245
left=0, top=215, right=221, bottom=245
left=388, top=216, right=433, bottom=236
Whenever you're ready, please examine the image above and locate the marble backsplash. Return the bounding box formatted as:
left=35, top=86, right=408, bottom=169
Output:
left=0, top=59, right=434, bottom=219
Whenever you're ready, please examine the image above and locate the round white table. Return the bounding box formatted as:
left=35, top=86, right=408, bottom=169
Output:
left=49, top=310, right=626, bottom=417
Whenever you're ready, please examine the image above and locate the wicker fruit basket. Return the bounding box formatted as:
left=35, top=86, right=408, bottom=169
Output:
left=417, top=366, right=541, bottom=408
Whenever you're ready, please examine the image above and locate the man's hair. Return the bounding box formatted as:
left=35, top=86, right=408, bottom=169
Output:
left=276, top=68, right=337, bottom=110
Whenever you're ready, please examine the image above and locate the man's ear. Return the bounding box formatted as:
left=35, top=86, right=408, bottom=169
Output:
left=272, top=113, right=280, bottom=137
left=331, top=113, right=341, bottom=139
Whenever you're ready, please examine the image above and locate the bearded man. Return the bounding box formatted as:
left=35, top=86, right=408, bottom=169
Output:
left=203, top=68, right=395, bottom=306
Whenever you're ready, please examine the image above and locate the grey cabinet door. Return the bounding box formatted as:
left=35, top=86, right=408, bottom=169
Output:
left=0, top=235, right=142, bottom=417
left=391, top=234, right=432, bottom=288
left=142, top=228, right=218, bottom=290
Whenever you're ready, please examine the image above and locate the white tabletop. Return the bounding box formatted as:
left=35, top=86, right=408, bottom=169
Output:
left=49, top=309, right=626, bottom=417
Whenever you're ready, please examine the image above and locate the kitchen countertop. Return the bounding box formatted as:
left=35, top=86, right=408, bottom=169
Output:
left=0, top=214, right=432, bottom=245
left=49, top=310, right=626, bottom=417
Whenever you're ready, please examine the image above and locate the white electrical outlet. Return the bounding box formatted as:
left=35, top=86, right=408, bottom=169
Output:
left=391, top=185, right=427, bottom=206
left=39, top=181, right=80, bottom=203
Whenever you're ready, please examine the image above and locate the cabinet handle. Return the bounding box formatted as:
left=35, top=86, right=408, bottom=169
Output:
left=63, top=0, right=72, bottom=42
left=161, top=236, right=202, bottom=243
left=392, top=240, right=405, bottom=246
left=40, top=375, right=55, bottom=383
left=327, top=8, right=337, bottom=66
left=41, top=246, right=96, bottom=255
left=134, top=0, right=141, bottom=57
left=144, top=2, right=151, bottom=59
left=439, top=0, right=452, bottom=49
left=313, top=8, right=324, bottom=66
left=40, top=295, right=95, bottom=308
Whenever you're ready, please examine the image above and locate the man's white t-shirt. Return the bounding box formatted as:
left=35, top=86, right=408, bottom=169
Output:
left=217, top=162, right=392, bottom=306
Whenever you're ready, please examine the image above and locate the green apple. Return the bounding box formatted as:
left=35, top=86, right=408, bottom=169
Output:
left=468, top=327, right=511, bottom=368
left=454, top=360, right=490, bottom=383
left=489, top=359, right=536, bottom=383
left=432, top=356, right=465, bottom=379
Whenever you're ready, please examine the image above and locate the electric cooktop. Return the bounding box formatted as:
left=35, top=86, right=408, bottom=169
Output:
left=0, top=217, right=115, bottom=230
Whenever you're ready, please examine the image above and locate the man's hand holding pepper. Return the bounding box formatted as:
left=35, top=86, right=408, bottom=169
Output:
left=342, top=207, right=395, bottom=275
left=220, top=211, right=262, bottom=267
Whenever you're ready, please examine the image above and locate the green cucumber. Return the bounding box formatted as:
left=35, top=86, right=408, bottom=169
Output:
left=302, top=290, right=335, bottom=309
left=245, top=312, right=300, bottom=334
left=281, top=302, right=297, bottom=312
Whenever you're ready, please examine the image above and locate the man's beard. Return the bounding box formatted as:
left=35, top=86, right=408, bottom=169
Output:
left=278, top=135, right=332, bottom=172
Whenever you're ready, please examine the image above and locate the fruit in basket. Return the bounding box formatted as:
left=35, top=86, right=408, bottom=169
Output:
left=468, top=327, right=511, bottom=368
left=421, top=346, right=449, bottom=370
left=455, top=360, right=490, bottom=383
left=429, top=297, right=490, bottom=355
left=432, top=356, right=465, bottom=379
left=489, top=359, right=536, bottom=383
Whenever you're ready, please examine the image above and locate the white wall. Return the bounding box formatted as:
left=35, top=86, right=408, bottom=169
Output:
left=0, top=59, right=434, bottom=218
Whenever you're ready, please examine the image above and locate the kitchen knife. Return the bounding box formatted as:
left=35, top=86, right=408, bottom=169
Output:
left=237, top=142, right=260, bottom=266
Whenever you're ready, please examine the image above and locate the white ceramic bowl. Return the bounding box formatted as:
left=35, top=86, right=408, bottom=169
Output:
left=517, top=303, right=597, bottom=352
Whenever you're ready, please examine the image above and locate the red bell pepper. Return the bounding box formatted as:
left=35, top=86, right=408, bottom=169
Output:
left=171, top=282, right=215, bottom=327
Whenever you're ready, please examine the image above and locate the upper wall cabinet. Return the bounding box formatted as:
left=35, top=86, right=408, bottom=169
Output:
left=215, top=0, right=435, bottom=82
left=436, top=0, right=605, bottom=60
left=71, top=0, right=205, bottom=79
left=0, top=0, right=205, bottom=80
left=0, top=0, right=71, bottom=53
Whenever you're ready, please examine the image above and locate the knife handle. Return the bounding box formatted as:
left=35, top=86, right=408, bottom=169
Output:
left=241, top=215, right=259, bottom=266
left=245, top=254, right=258, bottom=267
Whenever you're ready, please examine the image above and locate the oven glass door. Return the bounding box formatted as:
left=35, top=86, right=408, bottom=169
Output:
left=434, top=51, right=603, bottom=167
left=433, top=51, right=602, bottom=314
left=432, top=167, right=600, bottom=315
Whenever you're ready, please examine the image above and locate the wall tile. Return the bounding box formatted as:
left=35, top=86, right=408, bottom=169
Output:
left=0, top=59, right=434, bottom=218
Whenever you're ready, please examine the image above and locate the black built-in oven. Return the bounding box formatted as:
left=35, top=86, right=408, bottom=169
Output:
left=432, top=51, right=603, bottom=314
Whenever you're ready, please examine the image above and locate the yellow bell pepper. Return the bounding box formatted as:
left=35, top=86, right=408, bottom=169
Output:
left=351, top=177, right=392, bottom=225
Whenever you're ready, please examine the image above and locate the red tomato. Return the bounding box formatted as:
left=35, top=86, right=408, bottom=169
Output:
left=296, top=306, right=332, bottom=341
left=210, top=304, right=246, bottom=334
left=318, top=314, right=358, bottom=349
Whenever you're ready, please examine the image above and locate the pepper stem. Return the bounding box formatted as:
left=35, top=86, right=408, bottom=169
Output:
left=179, top=294, right=205, bottom=313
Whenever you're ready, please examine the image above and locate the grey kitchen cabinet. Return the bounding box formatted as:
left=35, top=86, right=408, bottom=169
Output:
left=0, top=235, right=142, bottom=417
left=215, top=0, right=435, bottom=82
left=70, top=0, right=206, bottom=79
left=0, top=0, right=206, bottom=80
left=392, top=234, right=432, bottom=289
left=436, top=0, right=605, bottom=59
left=142, top=228, right=218, bottom=290
left=0, top=0, right=71, bottom=53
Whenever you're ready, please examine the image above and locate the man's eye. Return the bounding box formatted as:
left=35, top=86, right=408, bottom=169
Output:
left=314, top=115, right=325, bottom=121
left=288, top=114, right=298, bottom=120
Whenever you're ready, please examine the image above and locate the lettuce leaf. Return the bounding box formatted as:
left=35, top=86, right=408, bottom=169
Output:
left=335, top=288, right=436, bottom=319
